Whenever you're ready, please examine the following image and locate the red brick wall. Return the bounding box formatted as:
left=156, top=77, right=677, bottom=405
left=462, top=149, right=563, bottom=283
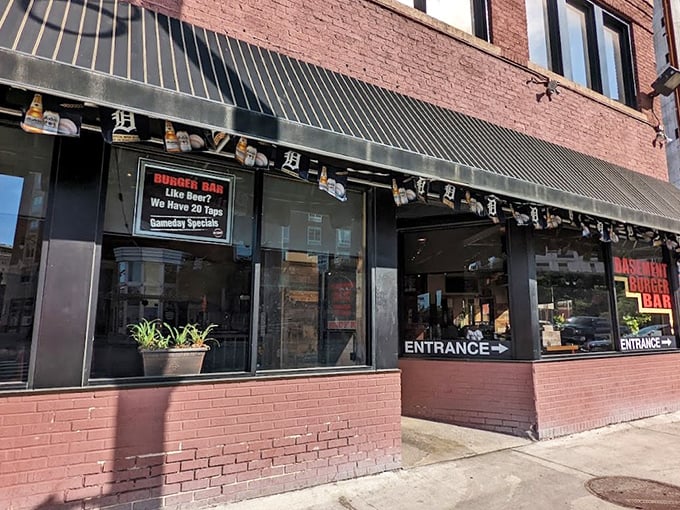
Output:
left=0, top=372, right=401, bottom=510
left=399, top=358, right=536, bottom=436
left=533, top=353, right=680, bottom=438
left=401, top=354, right=680, bottom=441
left=124, top=0, right=666, bottom=180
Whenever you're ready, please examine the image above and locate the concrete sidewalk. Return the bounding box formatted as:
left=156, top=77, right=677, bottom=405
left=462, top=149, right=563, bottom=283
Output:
left=217, top=412, right=680, bottom=510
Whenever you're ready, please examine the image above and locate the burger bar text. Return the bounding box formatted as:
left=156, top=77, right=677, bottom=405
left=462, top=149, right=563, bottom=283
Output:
left=135, top=162, right=233, bottom=244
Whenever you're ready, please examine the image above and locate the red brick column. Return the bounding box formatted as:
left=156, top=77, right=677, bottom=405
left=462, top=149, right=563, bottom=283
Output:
left=400, top=358, right=536, bottom=436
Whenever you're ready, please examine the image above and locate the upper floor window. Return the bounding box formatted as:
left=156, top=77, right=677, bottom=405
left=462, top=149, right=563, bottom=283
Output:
left=397, top=0, right=489, bottom=40
left=526, top=0, right=635, bottom=106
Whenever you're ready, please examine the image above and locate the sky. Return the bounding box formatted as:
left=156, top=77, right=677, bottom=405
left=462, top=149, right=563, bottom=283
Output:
left=0, top=175, right=24, bottom=248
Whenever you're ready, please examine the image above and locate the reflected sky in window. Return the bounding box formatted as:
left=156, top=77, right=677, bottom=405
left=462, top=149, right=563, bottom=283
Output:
left=566, top=3, right=591, bottom=88
left=0, top=175, right=23, bottom=247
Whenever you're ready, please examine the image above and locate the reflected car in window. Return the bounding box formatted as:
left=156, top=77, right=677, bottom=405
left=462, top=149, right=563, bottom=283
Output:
left=560, top=316, right=612, bottom=345
left=624, top=324, right=671, bottom=338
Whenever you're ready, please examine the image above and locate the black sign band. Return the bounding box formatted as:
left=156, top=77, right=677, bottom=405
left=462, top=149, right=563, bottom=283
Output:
left=133, top=159, right=234, bottom=244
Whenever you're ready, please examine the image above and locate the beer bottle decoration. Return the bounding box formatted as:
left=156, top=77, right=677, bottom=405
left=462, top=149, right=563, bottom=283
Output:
left=164, top=121, right=180, bottom=153
left=22, top=93, right=45, bottom=133
left=235, top=137, right=248, bottom=164
left=392, top=178, right=401, bottom=206
left=319, top=166, right=328, bottom=191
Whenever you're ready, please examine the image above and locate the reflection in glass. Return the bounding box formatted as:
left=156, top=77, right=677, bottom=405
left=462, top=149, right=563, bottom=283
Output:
left=92, top=148, right=255, bottom=378
left=526, top=0, right=552, bottom=69
left=92, top=238, right=252, bottom=377
left=603, top=23, right=625, bottom=103
left=394, top=0, right=475, bottom=34
left=259, top=177, right=366, bottom=370
left=402, top=225, right=510, bottom=347
left=0, top=175, right=23, bottom=248
left=0, top=128, right=53, bottom=384
left=612, top=241, right=674, bottom=347
left=565, top=2, right=591, bottom=88
left=535, top=230, right=612, bottom=354
left=426, top=0, right=474, bottom=34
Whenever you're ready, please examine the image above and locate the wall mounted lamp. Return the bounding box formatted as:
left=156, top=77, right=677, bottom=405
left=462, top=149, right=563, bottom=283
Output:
left=646, top=66, right=680, bottom=147
left=650, top=65, right=680, bottom=97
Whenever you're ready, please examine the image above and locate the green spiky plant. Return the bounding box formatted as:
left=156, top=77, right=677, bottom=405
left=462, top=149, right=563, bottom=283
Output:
left=163, top=323, right=193, bottom=348
left=185, top=323, right=219, bottom=349
left=128, top=319, right=219, bottom=350
left=128, top=318, right=168, bottom=350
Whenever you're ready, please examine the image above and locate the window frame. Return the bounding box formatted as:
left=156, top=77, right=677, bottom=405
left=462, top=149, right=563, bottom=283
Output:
left=411, top=0, right=490, bottom=41
left=89, top=145, right=374, bottom=380
left=258, top=173, right=369, bottom=372
left=529, top=0, right=636, bottom=107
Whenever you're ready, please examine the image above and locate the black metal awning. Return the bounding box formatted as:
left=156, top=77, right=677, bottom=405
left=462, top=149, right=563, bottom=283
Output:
left=1, top=0, right=679, bottom=231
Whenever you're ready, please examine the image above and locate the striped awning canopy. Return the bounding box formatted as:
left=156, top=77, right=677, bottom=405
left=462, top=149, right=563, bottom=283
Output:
left=1, top=0, right=680, bottom=231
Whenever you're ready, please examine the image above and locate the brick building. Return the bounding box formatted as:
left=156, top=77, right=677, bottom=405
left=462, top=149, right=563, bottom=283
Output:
left=1, top=0, right=680, bottom=508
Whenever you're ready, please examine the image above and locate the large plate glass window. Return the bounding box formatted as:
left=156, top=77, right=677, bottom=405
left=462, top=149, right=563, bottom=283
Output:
left=259, top=176, right=366, bottom=370
left=91, top=148, right=254, bottom=378
left=395, top=0, right=489, bottom=40
left=401, top=225, right=511, bottom=359
left=535, top=229, right=613, bottom=355
left=0, top=127, right=53, bottom=384
left=525, top=0, right=635, bottom=106
left=613, top=241, right=676, bottom=352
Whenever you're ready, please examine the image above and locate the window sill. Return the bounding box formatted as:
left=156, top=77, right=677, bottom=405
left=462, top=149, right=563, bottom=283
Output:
left=539, top=348, right=680, bottom=361
left=369, top=0, right=500, bottom=58
left=370, top=1, right=648, bottom=125
left=0, top=366, right=394, bottom=396
left=527, top=62, right=649, bottom=123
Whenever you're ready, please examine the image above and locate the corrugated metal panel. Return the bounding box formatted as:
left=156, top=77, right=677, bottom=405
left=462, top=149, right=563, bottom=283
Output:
left=1, top=0, right=680, bottom=230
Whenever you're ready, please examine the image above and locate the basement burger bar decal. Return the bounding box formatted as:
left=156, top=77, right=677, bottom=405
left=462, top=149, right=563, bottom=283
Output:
left=614, top=256, right=678, bottom=352
left=133, top=159, right=234, bottom=244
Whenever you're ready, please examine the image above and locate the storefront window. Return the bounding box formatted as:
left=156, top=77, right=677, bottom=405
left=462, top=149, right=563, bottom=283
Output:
left=613, top=241, right=675, bottom=352
left=401, top=225, right=511, bottom=358
left=535, top=229, right=613, bottom=354
left=259, top=176, right=366, bottom=369
left=91, top=148, right=254, bottom=378
left=0, top=127, right=53, bottom=383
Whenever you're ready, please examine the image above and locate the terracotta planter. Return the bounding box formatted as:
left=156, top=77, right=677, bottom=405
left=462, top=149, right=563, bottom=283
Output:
left=139, top=347, right=208, bottom=376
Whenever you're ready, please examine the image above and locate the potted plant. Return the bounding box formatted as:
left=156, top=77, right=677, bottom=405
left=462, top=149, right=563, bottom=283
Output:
left=128, top=319, right=218, bottom=376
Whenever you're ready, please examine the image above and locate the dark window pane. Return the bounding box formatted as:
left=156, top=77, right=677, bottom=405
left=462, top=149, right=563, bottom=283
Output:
left=402, top=225, right=511, bottom=348
left=535, top=230, right=612, bottom=355
left=92, top=148, right=254, bottom=378
left=0, top=128, right=53, bottom=384
left=259, top=176, right=366, bottom=370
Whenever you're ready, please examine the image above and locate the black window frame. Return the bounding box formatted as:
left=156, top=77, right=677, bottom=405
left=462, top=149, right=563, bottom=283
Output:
left=412, top=0, right=489, bottom=41
left=528, top=0, right=636, bottom=107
